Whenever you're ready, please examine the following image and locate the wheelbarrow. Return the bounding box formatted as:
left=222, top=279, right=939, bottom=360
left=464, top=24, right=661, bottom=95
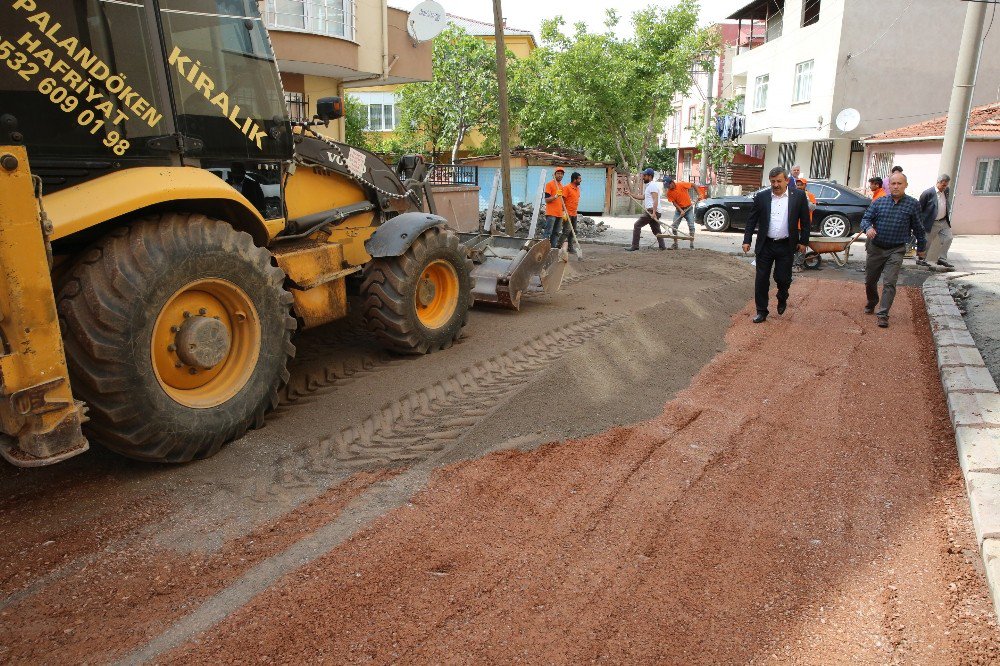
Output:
left=803, top=232, right=864, bottom=269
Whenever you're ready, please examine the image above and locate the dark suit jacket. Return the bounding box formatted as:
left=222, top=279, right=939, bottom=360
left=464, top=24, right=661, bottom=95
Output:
left=743, top=188, right=811, bottom=253
left=918, top=186, right=951, bottom=231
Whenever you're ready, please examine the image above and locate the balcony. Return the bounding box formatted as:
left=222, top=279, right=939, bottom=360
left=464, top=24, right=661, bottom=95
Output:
left=728, top=0, right=784, bottom=54
left=263, top=0, right=356, bottom=41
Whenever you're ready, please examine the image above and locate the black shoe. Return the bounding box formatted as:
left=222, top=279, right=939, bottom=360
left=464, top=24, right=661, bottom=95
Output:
left=863, top=305, right=876, bottom=314
left=915, top=259, right=930, bottom=267
left=937, top=259, right=955, bottom=269
left=625, top=247, right=639, bottom=252
left=753, top=314, right=767, bottom=324
left=877, top=315, right=889, bottom=328
left=777, top=301, right=787, bottom=315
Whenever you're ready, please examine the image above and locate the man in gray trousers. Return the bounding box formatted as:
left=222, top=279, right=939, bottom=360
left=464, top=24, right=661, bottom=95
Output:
left=860, top=172, right=927, bottom=328
left=917, top=175, right=956, bottom=270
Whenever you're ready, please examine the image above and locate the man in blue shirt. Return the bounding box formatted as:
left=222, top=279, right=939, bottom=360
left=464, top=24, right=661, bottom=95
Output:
left=860, top=172, right=927, bottom=328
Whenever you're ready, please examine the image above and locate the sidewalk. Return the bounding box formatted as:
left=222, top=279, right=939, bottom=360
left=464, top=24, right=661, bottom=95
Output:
left=585, top=215, right=1000, bottom=273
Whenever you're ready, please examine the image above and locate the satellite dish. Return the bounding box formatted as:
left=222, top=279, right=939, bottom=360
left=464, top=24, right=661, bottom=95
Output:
left=408, top=1, right=446, bottom=44
left=835, top=108, right=861, bottom=132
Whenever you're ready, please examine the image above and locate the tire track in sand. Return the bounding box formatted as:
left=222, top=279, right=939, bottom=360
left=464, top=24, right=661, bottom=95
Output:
left=250, top=313, right=627, bottom=502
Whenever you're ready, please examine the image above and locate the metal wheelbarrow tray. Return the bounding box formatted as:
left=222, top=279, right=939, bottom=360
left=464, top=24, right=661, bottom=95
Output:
left=803, top=232, right=864, bottom=269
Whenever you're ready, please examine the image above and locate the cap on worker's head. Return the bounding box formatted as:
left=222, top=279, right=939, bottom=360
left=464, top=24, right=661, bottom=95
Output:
left=662, top=175, right=675, bottom=185
left=642, top=168, right=655, bottom=176
left=796, top=177, right=807, bottom=186
left=555, top=166, right=566, bottom=174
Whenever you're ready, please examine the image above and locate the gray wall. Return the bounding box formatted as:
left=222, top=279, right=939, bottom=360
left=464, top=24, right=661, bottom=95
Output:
left=834, top=0, right=1000, bottom=139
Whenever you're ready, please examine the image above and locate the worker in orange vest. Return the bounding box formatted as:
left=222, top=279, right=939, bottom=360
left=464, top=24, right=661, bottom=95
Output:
left=793, top=177, right=816, bottom=272
left=558, top=171, right=583, bottom=258
left=543, top=167, right=566, bottom=247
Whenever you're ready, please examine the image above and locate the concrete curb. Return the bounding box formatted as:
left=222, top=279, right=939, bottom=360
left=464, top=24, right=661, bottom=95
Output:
left=923, top=273, right=1000, bottom=622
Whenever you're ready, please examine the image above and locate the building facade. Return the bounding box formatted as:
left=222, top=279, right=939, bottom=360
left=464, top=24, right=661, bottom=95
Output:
left=349, top=12, right=537, bottom=155
left=261, top=0, right=433, bottom=142
left=727, top=0, right=1000, bottom=188
left=863, top=103, right=1000, bottom=235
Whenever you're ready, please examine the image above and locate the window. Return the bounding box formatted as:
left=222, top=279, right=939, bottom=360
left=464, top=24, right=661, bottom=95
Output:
left=268, top=0, right=354, bottom=40
left=807, top=182, right=840, bottom=201
left=778, top=143, right=797, bottom=172
left=793, top=60, right=814, bottom=104
left=0, top=0, right=172, bottom=161
left=766, top=8, right=783, bottom=41
left=802, top=0, right=821, bottom=26
left=162, top=0, right=293, bottom=161
left=671, top=113, right=681, bottom=143
left=683, top=151, right=693, bottom=178
left=285, top=92, right=309, bottom=122
left=869, top=152, right=895, bottom=181
left=973, top=157, right=1000, bottom=195
left=687, top=106, right=697, bottom=128
left=753, top=74, right=769, bottom=111
left=350, top=92, right=399, bottom=132
left=810, top=140, right=833, bottom=179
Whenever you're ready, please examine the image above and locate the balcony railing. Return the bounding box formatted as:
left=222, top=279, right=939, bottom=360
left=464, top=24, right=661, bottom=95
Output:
left=263, top=0, right=356, bottom=41
left=428, top=164, right=479, bottom=187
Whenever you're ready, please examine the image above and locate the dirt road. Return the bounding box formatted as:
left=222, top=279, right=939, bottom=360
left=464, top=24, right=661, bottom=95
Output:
left=1, top=246, right=997, bottom=663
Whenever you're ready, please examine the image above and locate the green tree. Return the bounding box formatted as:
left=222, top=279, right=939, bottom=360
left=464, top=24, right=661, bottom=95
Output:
left=343, top=95, right=370, bottom=151
left=397, top=25, right=502, bottom=162
left=646, top=147, right=678, bottom=174
left=514, top=3, right=717, bottom=183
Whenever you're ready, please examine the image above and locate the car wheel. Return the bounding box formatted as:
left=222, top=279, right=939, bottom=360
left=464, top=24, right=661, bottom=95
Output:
left=703, top=207, right=731, bottom=232
left=820, top=214, right=850, bottom=238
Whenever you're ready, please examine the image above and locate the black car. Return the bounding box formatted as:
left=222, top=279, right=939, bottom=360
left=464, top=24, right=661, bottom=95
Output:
left=695, top=181, right=871, bottom=238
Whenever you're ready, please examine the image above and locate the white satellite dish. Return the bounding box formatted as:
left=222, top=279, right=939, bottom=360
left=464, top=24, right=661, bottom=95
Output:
left=835, top=108, right=861, bottom=132
left=408, top=1, right=446, bottom=44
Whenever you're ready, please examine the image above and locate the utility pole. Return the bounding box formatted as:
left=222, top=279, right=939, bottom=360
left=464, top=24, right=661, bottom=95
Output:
left=938, top=0, right=988, bottom=210
left=699, top=55, right=715, bottom=189
left=492, top=0, right=516, bottom=235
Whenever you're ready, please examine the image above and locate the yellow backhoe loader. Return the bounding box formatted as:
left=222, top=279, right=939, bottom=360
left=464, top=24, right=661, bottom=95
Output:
left=0, top=0, right=563, bottom=467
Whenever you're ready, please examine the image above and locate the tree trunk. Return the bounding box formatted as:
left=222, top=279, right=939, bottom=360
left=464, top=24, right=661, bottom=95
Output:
left=451, top=126, right=466, bottom=164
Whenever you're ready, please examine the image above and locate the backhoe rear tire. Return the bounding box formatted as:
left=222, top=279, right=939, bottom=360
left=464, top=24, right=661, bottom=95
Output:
left=56, top=214, right=296, bottom=463
left=361, top=226, right=472, bottom=354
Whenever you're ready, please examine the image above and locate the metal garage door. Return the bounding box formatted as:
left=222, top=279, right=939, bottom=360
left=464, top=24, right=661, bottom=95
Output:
left=573, top=168, right=607, bottom=214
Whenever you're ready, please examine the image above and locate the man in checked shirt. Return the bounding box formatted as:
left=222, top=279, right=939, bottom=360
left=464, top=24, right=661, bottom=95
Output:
left=860, top=172, right=927, bottom=328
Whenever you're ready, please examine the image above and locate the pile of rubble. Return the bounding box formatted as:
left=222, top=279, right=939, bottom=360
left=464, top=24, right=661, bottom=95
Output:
left=477, top=203, right=610, bottom=239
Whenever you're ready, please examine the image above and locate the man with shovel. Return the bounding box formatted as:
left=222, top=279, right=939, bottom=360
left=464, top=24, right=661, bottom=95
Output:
left=556, top=172, right=583, bottom=260
left=664, top=176, right=697, bottom=249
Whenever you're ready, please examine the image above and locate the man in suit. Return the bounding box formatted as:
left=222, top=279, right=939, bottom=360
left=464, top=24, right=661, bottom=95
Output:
left=742, top=167, right=811, bottom=323
left=917, top=174, right=955, bottom=270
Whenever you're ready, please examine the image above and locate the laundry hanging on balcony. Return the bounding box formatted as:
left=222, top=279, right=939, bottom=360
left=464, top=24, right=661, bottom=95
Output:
left=715, top=115, right=746, bottom=142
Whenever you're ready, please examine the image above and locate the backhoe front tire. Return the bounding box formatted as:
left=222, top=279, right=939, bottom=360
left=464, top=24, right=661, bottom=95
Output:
left=56, top=215, right=296, bottom=463
left=361, top=226, right=472, bottom=354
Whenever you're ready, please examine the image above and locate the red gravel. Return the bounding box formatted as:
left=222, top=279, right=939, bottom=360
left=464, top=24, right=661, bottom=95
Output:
left=1, top=469, right=396, bottom=664
left=162, top=280, right=1000, bottom=664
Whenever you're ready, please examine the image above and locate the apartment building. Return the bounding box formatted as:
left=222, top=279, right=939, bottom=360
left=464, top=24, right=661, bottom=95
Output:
left=727, top=0, right=1000, bottom=188
left=662, top=23, right=764, bottom=190
left=261, top=0, right=433, bottom=142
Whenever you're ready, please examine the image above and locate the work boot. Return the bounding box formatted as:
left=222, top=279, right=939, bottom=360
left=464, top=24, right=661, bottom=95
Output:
left=689, top=231, right=695, bottom=249
left=937, top=258, right=955, bottom=269
left=877, top=315, right=889, bottom=328
left=670, top=240, right=679, bottom=250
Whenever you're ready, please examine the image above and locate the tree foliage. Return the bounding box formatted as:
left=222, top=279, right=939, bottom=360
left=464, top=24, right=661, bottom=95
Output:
left=396, top=25, right=501, bottom=162
left=343, top=94, right=370, bottom=151
left=512, top=2, right=717, bottom=179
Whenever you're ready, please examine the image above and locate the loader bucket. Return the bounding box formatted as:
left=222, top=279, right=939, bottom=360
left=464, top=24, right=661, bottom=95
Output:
left=459, top=234, right=567, bottom=310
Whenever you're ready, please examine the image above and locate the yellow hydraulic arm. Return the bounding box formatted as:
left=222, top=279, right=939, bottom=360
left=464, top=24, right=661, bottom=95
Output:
left=0, top=146, right=88, bottom=466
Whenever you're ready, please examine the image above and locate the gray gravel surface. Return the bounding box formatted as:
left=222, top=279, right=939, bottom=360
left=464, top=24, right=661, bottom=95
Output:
left=952, top=272, right=1000, bottom=387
